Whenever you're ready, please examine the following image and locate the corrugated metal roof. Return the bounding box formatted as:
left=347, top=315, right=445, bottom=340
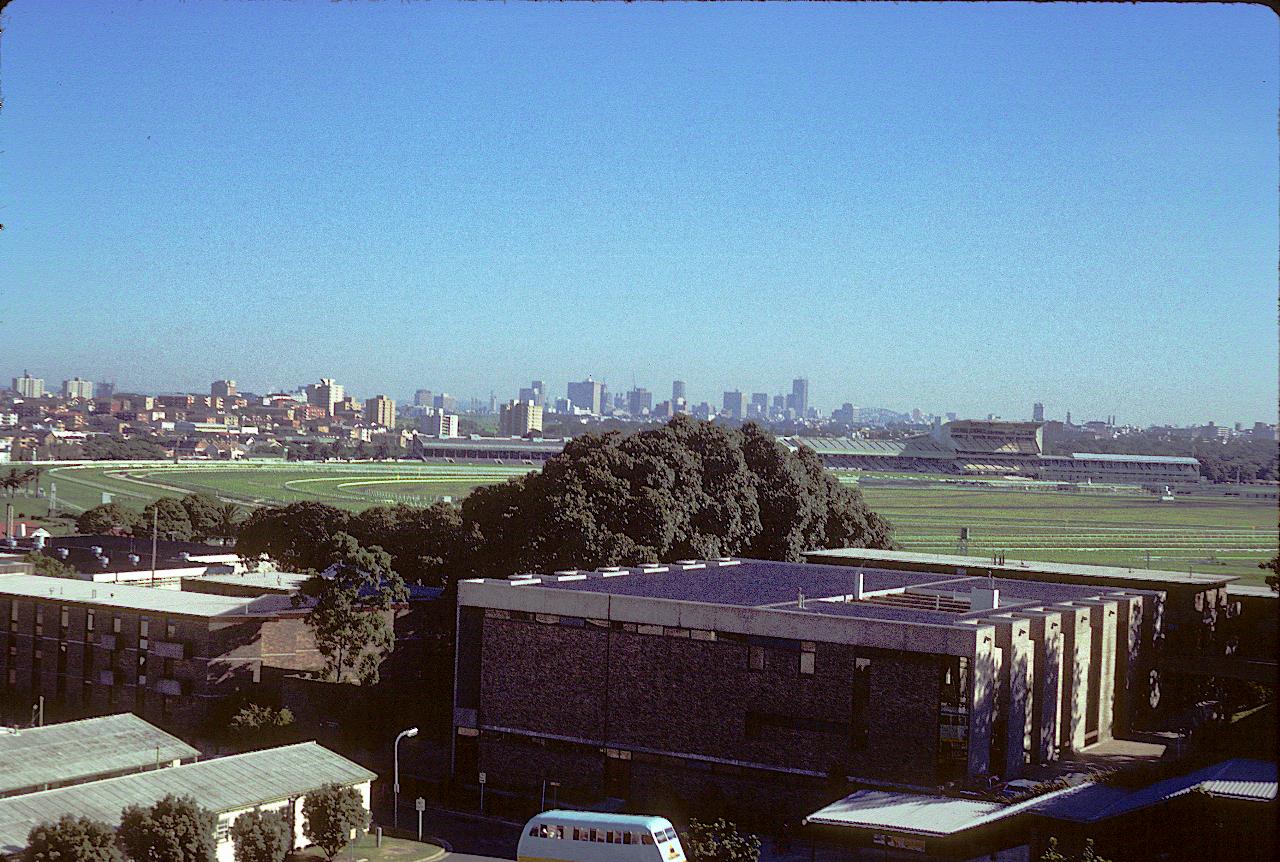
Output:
left=0, top=714, right=199, bottom=796
left=0, top=742, right=376, bottom=854
left=1033, top=759, right=1277, bottom=824
left=1069, top=452, right=1200, bottom=466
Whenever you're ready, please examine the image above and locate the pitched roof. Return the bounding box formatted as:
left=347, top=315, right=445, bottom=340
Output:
left=0, top=713, right=199, bottom=797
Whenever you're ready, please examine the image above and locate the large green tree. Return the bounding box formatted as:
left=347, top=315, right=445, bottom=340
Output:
left=301, top=783, right=368, bottom=861
left=236, top=502, right=351, bottom=571
left=179, top=494, right=224, bottom=542
left=117, top=795, right=216, bottom=862
left=139, top=498, right=194, bottom=542
left=76, top=503, right=140, bottom=535
left=347, top=502, right=461, bottom=586
left=25, top=815, right=122, bottom=862
left=230, top=810, right=291, bottom=862
left=23, top=553, right=78, bottom=578
left=295, top=533, right=408, bottom=684
left=228, top=703, right=296, bottom=749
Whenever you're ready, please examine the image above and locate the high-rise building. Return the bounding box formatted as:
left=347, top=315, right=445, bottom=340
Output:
left=518, top=381, right=546, bottom=408
left=96, top=382, right=115, bottom=398
left=433, top=393, right=457, bottom=414
left=567, top=378, right=604, bottom=415
left=672, top=380, right=687, bottom=404
left=749, top=393, right=769, bottom=417
left=946, top=412, right=958, bottom=422
left=787, top=378, right=809, bottom=414
left=211, top=380, right=237, bottom=399
left=62, top=378, right=95, bottom=400
left=626, top=388, right=652, bottom=416
left=306, top=378, right=344, bottom=416
left=772, top=394, right=785, bottom=413
left=423, top=412, right=459, bottom=438
left=364, top=395, right=396, bottom=428
left=414, top=389, right=434, bottom=407
left=1033, top=402, right=1045, bottom=423
left=12, top=372, right=44, bottom=398
left=499, top=400, right=543, bottom=436
left=722, top=390, right=747, bottom=420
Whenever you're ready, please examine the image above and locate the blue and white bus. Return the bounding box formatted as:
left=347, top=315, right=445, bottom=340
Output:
left=518, top=811, right=686, bottom=862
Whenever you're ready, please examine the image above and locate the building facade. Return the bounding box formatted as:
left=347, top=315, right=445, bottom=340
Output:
left=10, top=374, right=43, bottom=399
left=364, top=395, right=396, bottom=428
left=499, top=400, right=543, bottom=437
left=453, top=558, right=1165, bottom=818
left=61, top=378, right=95, bottom=400
left=567, top=379, right=605, bottom=415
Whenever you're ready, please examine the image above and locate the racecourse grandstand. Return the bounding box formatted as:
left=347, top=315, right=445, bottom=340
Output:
left=787, top=420, right=1202, bottom=487
left=411, top=435, right=566, bottom=464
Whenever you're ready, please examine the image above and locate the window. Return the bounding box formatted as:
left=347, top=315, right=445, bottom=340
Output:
left=623, top=833, right=634, bottom=845
left=166, top=621, right=177, bottom=640
left=642, top=835, right=655, bottom=846
left=139, top=619, right=149, bottom=650
left=35, top=607, right=43, bottom=636
left=86, top=610, right=95, bottom=632
left=113, top=616, right=121, bottom=634
left=60, top=607, right=69, bottom=629
left=748, top=645, right=766, bottom=672
left=799, top=641, right=816, bottom=675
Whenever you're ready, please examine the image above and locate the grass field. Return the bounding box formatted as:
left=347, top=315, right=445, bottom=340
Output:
left=15, top=461, right=1277, bottom=586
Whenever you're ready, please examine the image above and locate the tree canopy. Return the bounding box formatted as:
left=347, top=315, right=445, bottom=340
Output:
left=236, top=502, right=352, bottom=571
left=683, top=818, right=761, bottom=862
left=76, top=503, right=140, bottom=536
left=295, top=533, right=408, bottom=684
left=230, top=810, right=291, bottom=862
left=24, top=815, right=121, bottom=862
left=23, top=553, right=78, bottom=579
left=301, top=783, right=368, bottom=861
left=140, top=498, right=194, bottom=542
left=117, top=795, right=217, bottom=862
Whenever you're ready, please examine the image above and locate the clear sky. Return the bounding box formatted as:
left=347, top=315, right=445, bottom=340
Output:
left=1, top=1, right=1275, bottom=425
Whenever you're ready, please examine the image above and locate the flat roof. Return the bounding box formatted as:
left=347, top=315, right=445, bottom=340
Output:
left=474, top=559, right=1127, bottom=627
left=0, top=575, right=303, bottom=618
left=0, top=742, right=376, bottom=854
left=803, top=787, right=1075, bottom=837
left=183, top=571, right=312, bottom=592
left=804, top=548, right=1235, bottom=589
left=1033, top=759, right=1277, bottom=823
left=0, top=714, right=199, bottom=797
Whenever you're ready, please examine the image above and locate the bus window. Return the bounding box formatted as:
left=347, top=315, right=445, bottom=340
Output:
left=528, top=827, right=538, bottom=838
left=573, top=828, right=582, bottom=841
left=593, top=829, right=605, bottom=842
left=642, top=834, right=655, bottom=845
left=623, top=832, right=633, bottom=845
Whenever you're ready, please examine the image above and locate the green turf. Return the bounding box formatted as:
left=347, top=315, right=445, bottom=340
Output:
left=30, top=462, right=1278, bottom=586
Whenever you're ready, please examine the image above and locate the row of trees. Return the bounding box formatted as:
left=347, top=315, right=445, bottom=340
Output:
left=1046, top=428, right=1279, bottom=483
left=77, top=494, right=244, bottom=543
left=2, top=466, right=42, bottom=496
left=237, top=416, right=895, bottom=588
left=25, top=785, right=367, bottom=862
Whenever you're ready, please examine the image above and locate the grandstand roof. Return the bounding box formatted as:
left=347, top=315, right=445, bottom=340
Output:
left=790, top=435, right=954, bottom=459
left=1068, top=452, right=1200, bottom=466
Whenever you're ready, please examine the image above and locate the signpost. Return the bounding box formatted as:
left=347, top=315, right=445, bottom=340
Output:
left=415, top=797, right=426, bottom=841
left=479, top=771, right=486, bottom=814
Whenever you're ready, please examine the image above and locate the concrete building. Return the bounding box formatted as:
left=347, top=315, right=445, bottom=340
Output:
left=452, top=557, right=1165, bottom=817
left=62, top=378, right=95, bottom=400
left=411, top=436, right=563, bottom=463
left=364, top=395, right=396, bottom=428
left=0, top=713, right=198, bottom=799
left=519, top=381, right=547, bottom=409
left=1033, top=402, right=1045, bottom=423
left=499, top=400, right=543, bottom=437
left=723, top=390, right=747, bottom=420
left=567, top=379, right=605, bottom=415
left=305, top=378, right=343, bottom=416
left=211, top=380, right=236, bottom=398
left=672, top=380, right=686, bottom=404
left=10, top=373, right=43, bottom=399
left=788, top=378, right=809, bottom=414
left=750, top=393, right=769, bottom=418
left=0, top=741, right=375, bottom=862
left=0, top=575, right=325, bottom=732
left=422, top=412, right=460, bottom=439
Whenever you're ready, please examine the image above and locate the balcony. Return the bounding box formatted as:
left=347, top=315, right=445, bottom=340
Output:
left=149, top=640, right=185, bottom=660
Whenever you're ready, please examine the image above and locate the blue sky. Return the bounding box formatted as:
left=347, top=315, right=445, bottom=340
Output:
left=1, top=1, right=1275, bottom=425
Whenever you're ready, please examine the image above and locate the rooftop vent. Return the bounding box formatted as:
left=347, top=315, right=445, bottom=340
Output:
left=554, top=570, right=580, bottom=576
left=128, top=554, right=140, bottom=565
left=971, top=587, right=1000, bottom=611
left=55, top=548, right=69, bottom=560
left=598, top=566, right=624, bottom=573
left=99, top=557, right=110, bottom=569
left=90, top=546, right=103, bottom=556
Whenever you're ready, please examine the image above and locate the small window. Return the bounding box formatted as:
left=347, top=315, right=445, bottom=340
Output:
left=60, top=607, right=69, bottom=628
left=86, top=610, right=95, bottom=632
left=572, top=828, right=582, bottom=841
left=606, top=832, right=616, bottom=844
left=166, top=622, right=177, bottom=640
left=799, top=651, right=815, bottom=675
left=528, top=827, right=538, bottom=838
left=748, top=645, right=766, bottom=672
left=642, top=835, right=655, bottom=846
left=113, top=616, right=122, bottom=633
left=623, top=833, right=633, bottom=845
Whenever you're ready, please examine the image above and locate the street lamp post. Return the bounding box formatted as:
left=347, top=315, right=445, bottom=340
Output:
left=393, top=727, right=419, bottom=829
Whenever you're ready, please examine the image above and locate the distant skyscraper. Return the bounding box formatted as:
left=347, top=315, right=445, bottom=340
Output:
left=96, top=381, right=115, bottom=398
left=672, top=380, right=687, bottom=403
left=772, top=394, right=785, bottom=412
left=567, top=378, right=605, bottom=415
left=787, top=378, right=809, bottom=414
left=364, top=395, right=396, bottom=427
left=946, top=412, right=958, bottom=423
left=519, top=381, right=546, bottom=408
left=306, top=378, right=344, bottom=416
left=499, top=400, right=543, bottom=436
left=211, top=380, right=237, bottom=399
left=414, top=389, right=434, bottom=407
left=1033, top=402, right=1045, bottom=423
left=722, top=390, right=747, bottom=420
left=749, top=393, right=769, bottom=417
left=62, top=378, right=95, bottom=400
left=12, top=371, right=44, bottom=398
left=433, top=393, right=457, bottom=414
left=627, top=388, right=653, bottom=416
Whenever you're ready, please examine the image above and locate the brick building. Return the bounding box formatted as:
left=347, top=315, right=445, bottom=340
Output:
left=0, top=575, right=324, bottom=734
left=453, top=558, right=1167, bottom=819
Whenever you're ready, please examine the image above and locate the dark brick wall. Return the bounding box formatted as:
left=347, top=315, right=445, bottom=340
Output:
left=474, top=616, right=945, bottom=790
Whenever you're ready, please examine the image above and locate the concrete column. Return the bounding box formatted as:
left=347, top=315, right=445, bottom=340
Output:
left=1058, top=605, right=1093, bottom=754
left=1109, top=593, right=1144, bottom=737
left=1015, top=609, right=1063, bottom=764
left=1080, top=599, right=1119, bottom=743
left=988, top=615, right=1034, bottom=778
left=967, top=626, right=997, bottom=778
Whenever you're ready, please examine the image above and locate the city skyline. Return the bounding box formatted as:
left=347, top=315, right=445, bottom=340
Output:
left=2, top=3, right=1276, bottom=427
